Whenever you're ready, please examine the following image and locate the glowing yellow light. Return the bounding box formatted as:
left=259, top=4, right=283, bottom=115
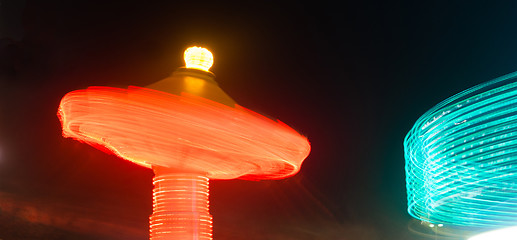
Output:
left=184, top=76, right=206, bottom=93
left=184, top=46, right=213, bottom=72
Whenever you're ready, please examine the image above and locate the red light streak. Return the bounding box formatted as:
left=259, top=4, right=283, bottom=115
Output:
left=59, top=86, right=310, bottom=179
left=58, top=86, right=310, bottom=239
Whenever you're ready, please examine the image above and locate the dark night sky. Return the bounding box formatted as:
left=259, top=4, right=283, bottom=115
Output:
left=1, top=1, right=517, bottom=239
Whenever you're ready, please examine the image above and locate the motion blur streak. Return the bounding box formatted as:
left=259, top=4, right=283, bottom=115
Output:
left=58, top=85, right=310, bottom=239
left=58, top=86, right=310, bottom=180
left=0, top=192, right=147, bottom=239
left=405, top=71, right=517, bottom=228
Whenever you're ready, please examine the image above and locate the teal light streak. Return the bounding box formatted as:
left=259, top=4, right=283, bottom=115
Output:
left=404, top=71, right=517, bottom=228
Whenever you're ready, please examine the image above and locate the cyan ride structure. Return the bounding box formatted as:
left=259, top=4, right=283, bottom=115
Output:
left=405, top=71, right=517, bottom=230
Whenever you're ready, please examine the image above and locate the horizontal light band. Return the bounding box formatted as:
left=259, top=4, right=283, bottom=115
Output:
left=58, top=86, right=310, bottom=180
left=150, top=173, right=212, bottom=240
left=404, top=71, right=517, bottom=228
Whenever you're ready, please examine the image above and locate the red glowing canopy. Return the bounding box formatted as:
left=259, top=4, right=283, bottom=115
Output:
left=58, top=86, right=310, bottom=180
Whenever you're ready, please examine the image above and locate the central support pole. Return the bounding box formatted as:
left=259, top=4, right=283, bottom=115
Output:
left=150, top=167, right=212, bottom=240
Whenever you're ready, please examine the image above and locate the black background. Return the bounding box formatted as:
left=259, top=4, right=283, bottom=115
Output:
left=1, top=1, right=517, bottom=239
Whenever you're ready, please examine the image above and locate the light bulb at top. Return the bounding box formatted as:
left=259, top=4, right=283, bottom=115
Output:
left=184, top=46, right=213, bottom=72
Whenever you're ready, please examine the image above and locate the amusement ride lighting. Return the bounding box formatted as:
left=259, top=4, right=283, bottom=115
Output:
left=468, top=226, right=517, bottom=240
left=58, top=46, right=311, bottom=240
left=404, top=71, right=517, bottom=229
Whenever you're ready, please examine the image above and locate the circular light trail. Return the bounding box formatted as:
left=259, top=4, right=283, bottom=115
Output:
left=58, top=47, right=310, bottom=240
left=59, top=86, right=310, bottom=180
left=404, top=71, right=517, bottom=228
